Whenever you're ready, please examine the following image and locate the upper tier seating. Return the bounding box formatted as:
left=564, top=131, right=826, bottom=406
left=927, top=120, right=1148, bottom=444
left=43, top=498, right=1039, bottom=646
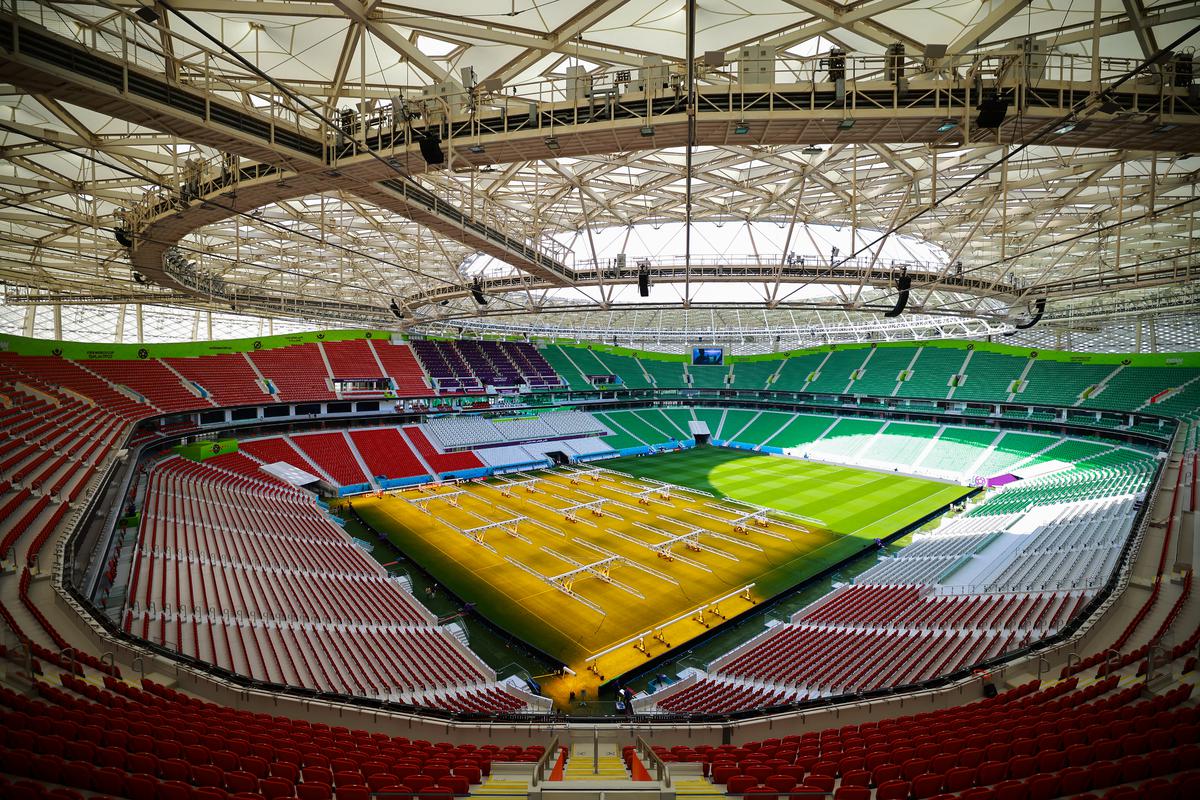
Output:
left=690, top=364, right=728, bottom=389
left=954, top=352, right=1029, bottom=402
left=0, top=353, right=151, bottom=420
left=164, top=353, right=272, bottom=406
left=289, top=433, right=370, bottom=487
left=540, top=346, right=597, bottom=390
left=123, top=455, right=522, bottom=709
left=455, top=340, right=522, bottom=388
left=1017, top=360, right=1116, bottom=406
left=321, top=339, right=384, bottom=378
left=805, top=349, right=871, bottom=395
left=575, top=349, right=652, bottom=388
left=82, top=358, right=210, bottom=412
left=729, top=360, right=778, bottom=390
left=505, top=341, right=563, bottom=389
left=368, top=339, right=430, bottom=396
left=770, top=352, right=827, bottom=392
left=642, top=359, right=688, bottom=388
left=248, top=344, right=335, bottom=401
left=409, top=340, right=481, bottom=394
left=894, top=346, right=967, bottom=399
left=848, top=347, right=913, bottom=396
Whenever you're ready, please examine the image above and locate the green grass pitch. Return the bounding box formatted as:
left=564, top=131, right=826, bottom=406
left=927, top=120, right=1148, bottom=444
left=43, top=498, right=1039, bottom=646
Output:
left=603, top=446, right=971, bottom=598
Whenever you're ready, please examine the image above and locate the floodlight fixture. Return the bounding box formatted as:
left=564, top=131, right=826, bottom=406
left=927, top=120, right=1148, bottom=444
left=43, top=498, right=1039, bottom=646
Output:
left=1052, top=119, right=1078, bottom=135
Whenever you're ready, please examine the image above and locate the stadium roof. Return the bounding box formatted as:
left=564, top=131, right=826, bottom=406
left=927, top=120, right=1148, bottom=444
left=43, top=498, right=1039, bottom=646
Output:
left=0, top=0, right=1197, bottom=349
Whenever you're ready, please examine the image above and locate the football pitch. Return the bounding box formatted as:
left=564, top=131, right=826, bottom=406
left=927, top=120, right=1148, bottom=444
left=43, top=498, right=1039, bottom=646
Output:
left=348, top=447, right=970, bottom=702
left=605, top=447, right=968, bottom=544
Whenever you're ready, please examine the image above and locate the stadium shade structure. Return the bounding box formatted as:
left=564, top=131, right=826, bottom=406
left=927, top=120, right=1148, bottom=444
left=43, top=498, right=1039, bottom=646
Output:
left=0, top=0, right=1196, bottom=350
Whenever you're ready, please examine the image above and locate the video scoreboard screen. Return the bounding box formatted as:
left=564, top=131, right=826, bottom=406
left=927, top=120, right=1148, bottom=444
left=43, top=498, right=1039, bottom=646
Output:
left=692, top=347, right=724, bottom=366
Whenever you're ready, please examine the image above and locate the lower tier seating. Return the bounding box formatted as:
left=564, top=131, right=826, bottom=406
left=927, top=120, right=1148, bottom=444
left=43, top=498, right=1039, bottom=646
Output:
left=121, top=455, right=524, bottom=710
left=0, top=676, right=544, bottom=800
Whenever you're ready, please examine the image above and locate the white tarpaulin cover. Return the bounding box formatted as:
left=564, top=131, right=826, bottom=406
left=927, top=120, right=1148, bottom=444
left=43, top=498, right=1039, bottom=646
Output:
left=260, top=462, right=322, bottom=487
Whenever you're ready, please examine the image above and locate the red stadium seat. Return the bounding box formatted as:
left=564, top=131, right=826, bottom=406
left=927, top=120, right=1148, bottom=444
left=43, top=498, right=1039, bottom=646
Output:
left=876, top=780, right=911, bottom=800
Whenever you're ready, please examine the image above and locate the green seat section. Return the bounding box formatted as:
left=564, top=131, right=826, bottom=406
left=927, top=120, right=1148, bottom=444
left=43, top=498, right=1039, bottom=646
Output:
left=973, top=431, right=1060, bottom=477
left=593, top=412, right=646, bottom=450
left=1079, top=366, right=1167, bottom=412
left=649, top=407, right=696, bottom=438
left=692, top=407, right=728, bottom=438
left=772, top=352, right=828, bottom=392
left=601, top=409, right=676, bottom=445
left=719, top=409, right=761, bottom=441
left=917, top=426, right=1001, bottom=473
left=1080, top=446, right=1157, bottom=470
left=730, top=360, right=779, bottom=390
left=541, top=346, right=596, bottom=391
left=1130, top=420, right=1173, bottom=438
left=765, top=413, right=837, bottom=449
left=1017, top=360, right=1115, bottom=406
left=1081, top=366, right=1200, bottom=415
left=689, top=364, right=729, bottom=389
left=805, top=349, right=871, bottom=395
left=895, top=346, right=969, bottom=399
left=1026, top=437, right=1115, bottom=468
left=863, top=422, right=941, bottom=464
left=849, top=347, right=913, bottom=396
left=804, top=417, right=887, bottom=460
left=735, top=410, right=795, bottom=445
left=954, top=352, right=1029, bottom=402
left=1146, top=378, right=1200, bottom=418
left=583, top=349, right=652, bottom=388
left=970, top=446, right=1156, bottom=516
left=641, top=358, right=687, bottom=388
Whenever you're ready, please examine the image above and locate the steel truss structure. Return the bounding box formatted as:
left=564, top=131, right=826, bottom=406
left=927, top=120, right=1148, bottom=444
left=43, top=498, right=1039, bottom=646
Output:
left=0, top=0, right=1197, bottom=350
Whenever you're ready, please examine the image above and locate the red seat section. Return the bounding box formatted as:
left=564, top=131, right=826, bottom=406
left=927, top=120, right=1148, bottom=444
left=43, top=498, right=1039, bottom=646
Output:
left=239, top=437, right=324, bottom=477
left=369, top=340, right=430, bottom=397
left=164, top=353, right=271, bottom=406
left=0, top=676, right=545, bottom=798
left=0, top=354, right=150, bottom=420
left=289, top=432, right=369, bottom=487
left=81, top=359, right=209, bottom=413
left=116, top=453, right=523, bottom=711
left=347, top=429, right=427, bottom=481
left=248, top=343, right=335, bottom=401
left=323, top=340, right=384, bottom=379
left=403, top=427, right=482, bottom=474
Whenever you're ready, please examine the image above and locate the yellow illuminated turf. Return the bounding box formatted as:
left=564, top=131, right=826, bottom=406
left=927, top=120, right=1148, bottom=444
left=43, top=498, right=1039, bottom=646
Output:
left=351, top=467, right=841, bottom=679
